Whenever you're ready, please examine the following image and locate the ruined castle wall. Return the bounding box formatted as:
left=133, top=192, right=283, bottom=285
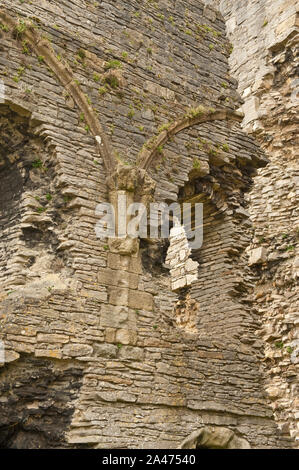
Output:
left=0, top=0, right=294, bottom=448
left=219, top=0, right=299, bottom=443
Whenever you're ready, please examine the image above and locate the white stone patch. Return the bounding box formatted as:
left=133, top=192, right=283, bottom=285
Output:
left=0, top=340, right=4, bottom=365
left=248, top=247, right=268, bottom=266
left=165, top=223, right=199, bottom=292
left=0, top=79, right=5, bottom=104
left=242, top=96, right=260, bottom=125
left=226, top=16, right=237, bottom=35
left=95, top=135, right=102, bottom=145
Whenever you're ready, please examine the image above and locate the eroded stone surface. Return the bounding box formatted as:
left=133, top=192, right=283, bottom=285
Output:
left=220, top=0, right=298, bottom=443
left=0, top=0, right=296, bottom=449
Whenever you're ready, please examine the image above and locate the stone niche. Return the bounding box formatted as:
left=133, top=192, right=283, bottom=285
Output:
left=180, top=426, right=250, bottom=449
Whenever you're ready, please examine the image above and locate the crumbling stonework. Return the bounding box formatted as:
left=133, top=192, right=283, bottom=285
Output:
left=0, top=356, right=84, bottom=448
left=0, top=0, right=296, bottom=449
left=219, top=0, right=298, bottom=443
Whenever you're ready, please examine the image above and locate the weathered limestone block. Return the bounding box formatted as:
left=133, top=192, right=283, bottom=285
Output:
left=63, top=344, right=93, bottom=358
left=108, top=237, right=139, bottom=256
left=100, top=305, right=137, bottom=329
left=98, top=268, right=139, bottom=289
left=128, top=290, right=154, bottom=311
left=248, top=247, right=268, bottom=265
left=115, top=329, right=137, bottom=346
left=93, top=343, right=118, bottom=359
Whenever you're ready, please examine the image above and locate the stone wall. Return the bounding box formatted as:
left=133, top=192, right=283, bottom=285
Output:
left=0, top=356, right=84, bottom=448
left=0, top=0, right=295, bottom=448
left=219, top=0, right=298, bottom=444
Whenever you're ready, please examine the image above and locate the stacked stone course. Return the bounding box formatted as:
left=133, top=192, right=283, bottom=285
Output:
left=219, top=0, right=298, bottom=442
left=0, top=0, right=296, bottom=448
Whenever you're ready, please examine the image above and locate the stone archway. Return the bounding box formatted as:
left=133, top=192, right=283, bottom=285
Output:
left=179, top=426, right=250, bottom=449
